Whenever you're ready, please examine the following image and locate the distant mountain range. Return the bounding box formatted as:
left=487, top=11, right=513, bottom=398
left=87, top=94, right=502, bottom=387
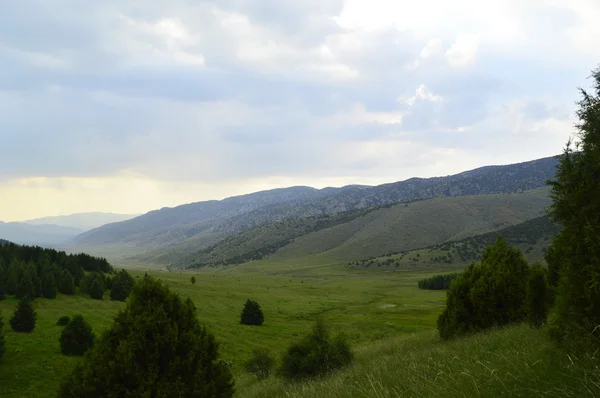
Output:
left=69, top=155, right=559, bottom=266
left=0, top=212, right=138, bottom=247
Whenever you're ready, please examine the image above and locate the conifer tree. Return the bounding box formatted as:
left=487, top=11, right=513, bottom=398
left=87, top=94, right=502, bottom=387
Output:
left=58, top=270, right=75, bottom=295
left=109, top=269, right=135, bottom=302
left=547, top=66, right=600, bottom=349
left=42, top=272, right=57, bottom=299
left=0, top=311, right=5, bottom=359
left=240, top=299, right=265, bottom=326
left=60, top=315, right=95, bottom=356
left=526, top=263, right=550, bottom=328
left=10, top=298, right=36, bottom=333
left=59, top=277, right=234, bottom=397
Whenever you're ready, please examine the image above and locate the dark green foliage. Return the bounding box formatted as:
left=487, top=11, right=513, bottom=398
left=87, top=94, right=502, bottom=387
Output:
left=58, top=270, right=75, bottom=295
left=60, top=315, right=95, bottom=356
left=15, top=275, right=35, bottom=300
left=0, top=311, right=5, bottom=360
left=5, top=260, right=21, bottom=295
left=10, top=298, right=36, bottom=333
left=58, top=276, right=234, bottom=398
left=57, top=316, right=71, bottom=326
left=240, top=299, right=264, bottom=326
left=42, top=272, right=57, bottom=299
left=109, top=269, right=135, bottom=302
left=418, top=273, right=460, bottom=290
left=191, top=276, right=196, bottom=284
left=279, top=318, right=353, bottom=380
left=526, top=263, right=550, bottom=328
left=244, top=348, right=275, bottom=380
left=80, top=272, right=106, bottom=300
left=438, top=236, right=530, bottom=340
left=547, top=66, right=600, bottom=350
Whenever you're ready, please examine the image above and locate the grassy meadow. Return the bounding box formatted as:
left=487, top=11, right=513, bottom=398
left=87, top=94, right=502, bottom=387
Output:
left=0, top=262, right=447, bottom=397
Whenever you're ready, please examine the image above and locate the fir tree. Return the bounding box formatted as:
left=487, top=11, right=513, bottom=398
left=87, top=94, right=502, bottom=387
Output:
left=10, top=298, right=36, bottom=333
left=526, top=263, right=551, bottom=328
left=0, top=311, right=5, bottom=360
left=58, top=270, right=75, bottom=295
left=240, top=299, right=265, bottom=326
left=60, top=315, right=95, bottom=356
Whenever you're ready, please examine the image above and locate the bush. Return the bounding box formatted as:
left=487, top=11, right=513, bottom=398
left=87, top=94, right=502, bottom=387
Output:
left=244, top=348, right=274, bottom=380
left=526, top=263, right=551, bottom=328
left=418, top=272, right=461, bottom=290
left=10, top=298, right=36, bottom=333
left=60, top=315, right=95, bottom=356
left=240, top=299, right=264, bottom=326
left=279, top=318, right=353, bottom=380
left=438, top=236, right=530, bottom=340
left=58, top=276, right=234, bottom=397
left=191, top=276, right=196, bottom=284
left=57, top=316, right=71, bottom=326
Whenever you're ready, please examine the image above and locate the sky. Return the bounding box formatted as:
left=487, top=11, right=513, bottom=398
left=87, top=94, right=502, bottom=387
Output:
left=1, top=0, right=598, bottom=221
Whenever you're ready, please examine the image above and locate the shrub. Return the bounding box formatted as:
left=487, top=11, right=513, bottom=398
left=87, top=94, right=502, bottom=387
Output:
left=526, top=263, right=551, bottom=328
left=60, top=315, right=95, bottom=356
left=10, top=298, right=36, bottom=333
left=240, top=299, right=264, bottom=326
left=191, top=276, right=196, bottom=284
left=57, top=316, right=71, bottom=326
left=279, top=318, right=353, bottom=380
left=244, top=348, right=274, bottom=380
left=58, top=276, right=234, bottom=397
left=438, top=236, right=530, bottom=340
left=418, top=272, right=461, bottom=290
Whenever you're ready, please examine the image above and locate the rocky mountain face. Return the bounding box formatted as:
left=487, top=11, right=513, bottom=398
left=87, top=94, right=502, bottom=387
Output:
left=69, top=155, right=559, bottom=264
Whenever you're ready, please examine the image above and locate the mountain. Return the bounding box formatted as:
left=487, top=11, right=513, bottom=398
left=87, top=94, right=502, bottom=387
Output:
left=70, top=155, right=559, bottom=264
left=0, top=221, right=84, bottom=246
left=349, top=214, right=560, bottom=270
left=22, top=212, right=139, bottom=231
left=176, top=187, right=551, bottom=269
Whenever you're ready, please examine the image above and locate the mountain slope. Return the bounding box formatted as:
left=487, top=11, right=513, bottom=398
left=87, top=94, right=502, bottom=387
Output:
left=178, top=187, right=551, bottom=268
left=71, top=155, right=559, bottom=264
left=23, top=212, right=139, bottom=231
left=0, top=222, right=83, bottom=246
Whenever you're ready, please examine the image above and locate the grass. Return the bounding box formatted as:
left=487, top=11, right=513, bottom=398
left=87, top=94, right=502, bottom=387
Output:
left=240, top=324, right=600, bottom=398
left=0, top=264, right=446, bottom=397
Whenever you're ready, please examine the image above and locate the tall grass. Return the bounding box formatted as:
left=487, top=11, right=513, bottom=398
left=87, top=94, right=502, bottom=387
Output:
left=239, top=324, right=600, bottom=397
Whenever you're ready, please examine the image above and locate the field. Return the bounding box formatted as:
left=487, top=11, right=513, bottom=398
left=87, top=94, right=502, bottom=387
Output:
left=0, top=261, right=448, bottom=397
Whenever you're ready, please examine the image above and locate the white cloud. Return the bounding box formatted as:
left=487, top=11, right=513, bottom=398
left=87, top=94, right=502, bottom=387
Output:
left=398, top=84, right=443, bottom=106
left=445, top=34, right=479, bottom=67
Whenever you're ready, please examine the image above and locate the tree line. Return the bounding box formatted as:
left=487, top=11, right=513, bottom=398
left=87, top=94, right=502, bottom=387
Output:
left=418, top=272, right=461, bottom=290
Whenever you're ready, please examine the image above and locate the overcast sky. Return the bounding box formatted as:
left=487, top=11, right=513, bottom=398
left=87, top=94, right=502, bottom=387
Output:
left=1, top=0, right=598, bottom=221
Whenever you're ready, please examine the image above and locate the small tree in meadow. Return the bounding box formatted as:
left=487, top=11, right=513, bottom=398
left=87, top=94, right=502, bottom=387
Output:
left=110, top=269, right=135, bottom=302
left=10, top=298, right=36, bottom=333
left=244, top=348, right=274, bottom=380
left=279, top=318, right=353, bottom=380
left=60, top=315, right=95, bottom=356
left=240, top=299, right=264, bottom=326
left=191, top=276, right=196, bottom=284
left=526, top=263, right=551, bottom=328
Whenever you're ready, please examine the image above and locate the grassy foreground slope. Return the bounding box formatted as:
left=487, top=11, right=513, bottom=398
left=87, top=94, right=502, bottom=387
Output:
left=241, top=324, right=600, bottom=397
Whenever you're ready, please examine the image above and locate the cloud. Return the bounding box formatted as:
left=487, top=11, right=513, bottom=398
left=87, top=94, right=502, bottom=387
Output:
left=0, top=0, right=596, bottom=220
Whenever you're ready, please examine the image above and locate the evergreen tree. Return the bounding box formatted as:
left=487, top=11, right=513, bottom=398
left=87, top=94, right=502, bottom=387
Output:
left=240, top=299, right=265, bottom=326
left=15, top=276, right=35, bottom=300
left=58, top=277, right=234, bottom=398
left=60, top=315, right=95, bottom=356
left=526, top=263, right=550, bottom=328
left=547, top=66, right=600, bottom=349
left=6, top=259, right=22, bottom=295
left=110, top=269, right=135, bottom=302
left=10, top=298, right=36, bottom=333
left=89, top=278, right=104, bottom=300
left=58, top=270, right=75, bottom=295
left=0, top=311, right=5, bottom=360
left=0, top=257, right=7, bottom=293
left=42, top=272, right=57, bottom=299
left=438, top=236, right=530, bottom=340
left=191, top=276, right=196, bottom=284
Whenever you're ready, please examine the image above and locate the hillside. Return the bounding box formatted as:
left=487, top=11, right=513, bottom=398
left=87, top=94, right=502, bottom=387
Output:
left=349, top=214, right=560, bottom=270
left=70, top=156, right=559, bottom=264
left=22, top=212, right=139, bottom=231
left=0, top=221, right=83, bottom=246
left=178, top=187, right=551, bottom=268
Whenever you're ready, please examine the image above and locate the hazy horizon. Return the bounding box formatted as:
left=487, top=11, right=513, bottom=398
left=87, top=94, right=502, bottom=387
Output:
left=2, top=0, right=596, bottom=221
